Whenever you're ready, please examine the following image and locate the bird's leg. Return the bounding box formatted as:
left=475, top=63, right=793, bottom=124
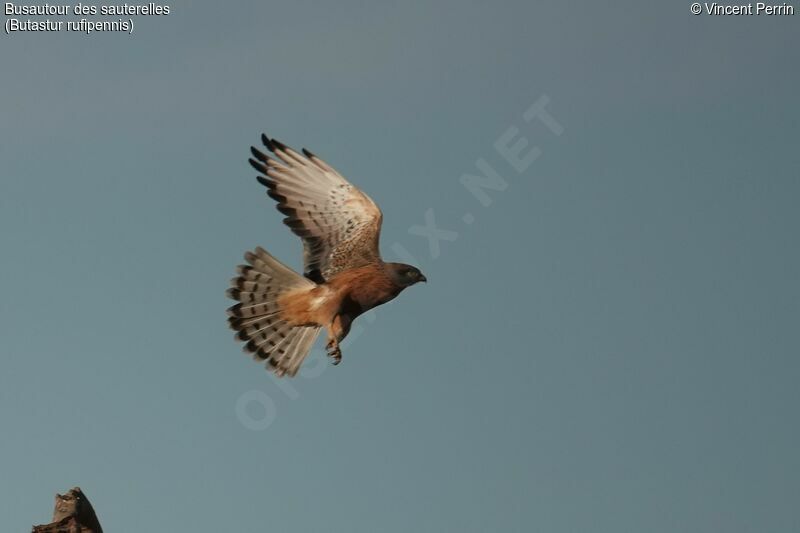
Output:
left=325, top=315, right=349, bottom=365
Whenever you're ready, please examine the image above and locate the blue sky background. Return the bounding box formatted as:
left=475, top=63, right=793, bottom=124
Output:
left=1, top=1, right=798, bottom=531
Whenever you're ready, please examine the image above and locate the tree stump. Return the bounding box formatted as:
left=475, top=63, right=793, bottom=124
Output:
left=32, top=487, right=103, bottom=533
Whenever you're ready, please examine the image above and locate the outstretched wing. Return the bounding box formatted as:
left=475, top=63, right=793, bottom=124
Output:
left=248, top=134, right=383, bottom=283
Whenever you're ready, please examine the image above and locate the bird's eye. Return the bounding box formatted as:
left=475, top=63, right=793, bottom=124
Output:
left=406, top=270, right=415, bottom=277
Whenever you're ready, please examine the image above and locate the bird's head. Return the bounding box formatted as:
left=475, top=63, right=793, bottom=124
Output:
left=387, top=263, right=427, bottom=288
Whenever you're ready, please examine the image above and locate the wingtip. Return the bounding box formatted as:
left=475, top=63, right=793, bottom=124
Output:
left=250, top=146, right=268, bottom=162
left=249, top=158, right=268, bottom=173
left=271, top=138, right=289, bottom=151
left=261, top=133, right=275, bottom=151
left=266, top=189, right=287, bottom=203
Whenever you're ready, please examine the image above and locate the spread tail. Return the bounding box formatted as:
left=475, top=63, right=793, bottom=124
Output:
left=226, top=246, right=321, bottom=377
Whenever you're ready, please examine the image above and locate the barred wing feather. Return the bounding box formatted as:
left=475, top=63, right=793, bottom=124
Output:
left=248, top=134, right=383, bottom=283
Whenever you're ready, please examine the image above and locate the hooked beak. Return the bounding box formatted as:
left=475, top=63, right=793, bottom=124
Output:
left=419, top=274, right=427, bottom=283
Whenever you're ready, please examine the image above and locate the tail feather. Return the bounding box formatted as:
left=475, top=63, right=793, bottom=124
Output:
left=284, top=327, right=321, bottom=377
left=269, top=327, right=321, bottom=378
left=265, top=327, right=300, bottom=365
left=235, top=264, right=271, bottom=281
left=233, top=279, right=275, bottom=293
left=225, top=288, right=277, bottom=305
left=227, top=300, right=281, bottom=319
left=235, top=314, right=280, bottom=341
left=227, top=246, right=322, bottom=377
left=244, top=318, right=293, bottom=356
left=227, top=313, right=280, bottom=330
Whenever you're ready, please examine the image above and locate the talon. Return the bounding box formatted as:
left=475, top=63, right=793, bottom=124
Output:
left=326, top=339, right=342, bottom=365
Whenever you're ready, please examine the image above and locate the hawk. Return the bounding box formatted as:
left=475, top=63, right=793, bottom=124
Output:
left=226, top=134, right=427, bottom=377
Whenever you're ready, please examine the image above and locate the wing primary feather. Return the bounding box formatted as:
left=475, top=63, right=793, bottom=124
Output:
left=261, top=133, right=276, bottom=151
left=248, top=133, right=384, bottom=281
left=271, top=138, right=289, bottom=151
left=249, top=158, right=268, bottom=173
left=271, top=139, right=306, bottom=165
left=267, top=190, right=287, bottom=203
left=251, top=146, right=270, bottom=162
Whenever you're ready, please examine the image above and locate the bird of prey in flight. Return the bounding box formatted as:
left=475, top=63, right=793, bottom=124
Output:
left=226, top=134, right=427, bottom=377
